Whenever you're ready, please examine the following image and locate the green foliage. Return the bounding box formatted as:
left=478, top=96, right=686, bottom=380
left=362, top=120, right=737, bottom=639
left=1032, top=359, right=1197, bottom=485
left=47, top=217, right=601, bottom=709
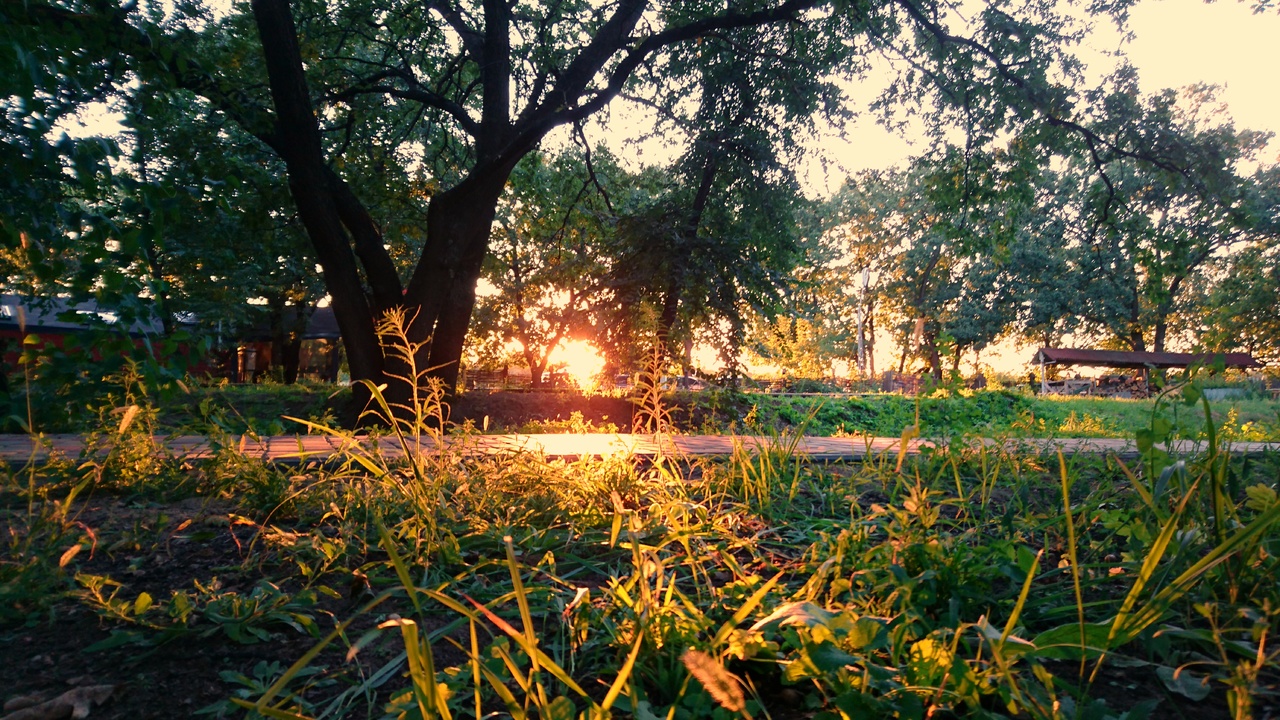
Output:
left=471, top=149, right=622, bottom=385
left=664, top=388, right=1280, bottom=442
left=14, top=327, right=207, bottom=434
left=4, top=297, right=1280, bottom=718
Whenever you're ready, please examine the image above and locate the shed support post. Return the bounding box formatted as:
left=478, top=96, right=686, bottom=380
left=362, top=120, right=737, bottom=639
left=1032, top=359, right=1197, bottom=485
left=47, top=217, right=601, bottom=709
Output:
left=1040, top=357, right=1048, bottom=395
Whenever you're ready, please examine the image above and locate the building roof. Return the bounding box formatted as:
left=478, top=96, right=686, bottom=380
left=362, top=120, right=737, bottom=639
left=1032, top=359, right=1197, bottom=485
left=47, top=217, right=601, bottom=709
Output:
left=243, top=306, right=341, bottom=341
left=1033, top=347, right=1262, bottom=370
left=0, top=294, right=166, bottom=336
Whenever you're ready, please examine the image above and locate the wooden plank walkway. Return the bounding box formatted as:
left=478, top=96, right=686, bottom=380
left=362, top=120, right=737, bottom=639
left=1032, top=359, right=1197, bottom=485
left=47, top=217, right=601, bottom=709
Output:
left=0, top=433, right=1276, bottom=466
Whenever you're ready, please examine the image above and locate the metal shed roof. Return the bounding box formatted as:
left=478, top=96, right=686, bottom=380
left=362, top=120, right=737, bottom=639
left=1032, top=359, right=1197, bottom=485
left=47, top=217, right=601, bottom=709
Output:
left=1033, top=347, right=1262, bottom=370
left=243, top=307, right=341, bottom=341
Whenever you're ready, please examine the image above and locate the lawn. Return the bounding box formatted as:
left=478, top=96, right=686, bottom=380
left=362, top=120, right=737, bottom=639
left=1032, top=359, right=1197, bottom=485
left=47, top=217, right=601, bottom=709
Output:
left=2, top=382, right=1279, bottom=719
left=23, top=373, right=1277, bottom=443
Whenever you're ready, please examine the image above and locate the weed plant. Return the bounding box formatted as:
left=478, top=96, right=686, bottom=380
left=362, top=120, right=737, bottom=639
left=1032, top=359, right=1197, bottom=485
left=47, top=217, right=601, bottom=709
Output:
left=220, top=337, right=1280, bottom=719
left=2, top=318, right=1279, bottom=719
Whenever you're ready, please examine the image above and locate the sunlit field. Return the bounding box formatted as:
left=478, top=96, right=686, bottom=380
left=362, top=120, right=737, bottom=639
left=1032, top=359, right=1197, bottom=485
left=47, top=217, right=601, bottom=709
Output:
left=73, top=379, right=1278, bottom=444
left=2, top=371, right=1278, bottom=719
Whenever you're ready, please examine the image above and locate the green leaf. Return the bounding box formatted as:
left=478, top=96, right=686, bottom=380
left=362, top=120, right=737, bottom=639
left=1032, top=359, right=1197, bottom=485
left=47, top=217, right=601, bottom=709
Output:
left=543, top=696, right=575, bottom=720
left=1151, top=417, right=1173, bottom=444
left=1136, top=428, right=1154, bottom=453
left=805, top=640, right=861, bottom=672
left=846, top=617, right=888, bottom=650
left=1181, top=383, right=1202, bottom=406
left=1030, top=622, right=1113, bottom=660
left=750, top=600, right=838, bottom=632
left=1156, top=665, right=1212, bottom=701
left=906, top=636, right=952, bottom=686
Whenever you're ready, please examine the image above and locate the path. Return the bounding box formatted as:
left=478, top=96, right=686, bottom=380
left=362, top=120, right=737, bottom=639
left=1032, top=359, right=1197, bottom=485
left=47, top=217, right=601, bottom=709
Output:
left=1, top=433, right=1276, bottom=466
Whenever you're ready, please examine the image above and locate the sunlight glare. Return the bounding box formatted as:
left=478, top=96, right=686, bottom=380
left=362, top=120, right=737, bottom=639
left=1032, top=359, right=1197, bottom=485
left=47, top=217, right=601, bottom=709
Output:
left=550, top=339, right=606, bottom=388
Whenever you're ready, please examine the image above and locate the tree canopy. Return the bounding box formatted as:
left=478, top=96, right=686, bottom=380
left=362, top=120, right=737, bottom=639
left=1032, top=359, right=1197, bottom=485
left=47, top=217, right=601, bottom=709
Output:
left=3, top=0, right=1278, bottom=400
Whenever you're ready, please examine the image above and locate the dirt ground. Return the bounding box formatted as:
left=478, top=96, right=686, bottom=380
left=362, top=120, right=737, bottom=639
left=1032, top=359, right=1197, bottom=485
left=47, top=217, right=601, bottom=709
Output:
left=0, top=497, right=403, bottom=720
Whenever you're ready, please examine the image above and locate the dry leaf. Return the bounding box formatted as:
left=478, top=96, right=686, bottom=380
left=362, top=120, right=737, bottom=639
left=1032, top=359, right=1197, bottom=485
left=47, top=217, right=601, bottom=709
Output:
left=58, top=545, right=81, bottom=568
left=681, top=649, right=748, bottom=715
left=2, top=695, right=45, bottom=714
left=0, top=685, right=114, bottom=720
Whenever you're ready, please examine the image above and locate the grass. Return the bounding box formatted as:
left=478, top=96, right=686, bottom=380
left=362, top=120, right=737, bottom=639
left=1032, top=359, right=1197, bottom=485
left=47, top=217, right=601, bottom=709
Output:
left=668, top=389, right=1280, bottom=442
left=3, top=354, right=1280, bottom=719
left=10, top=345, right=1277, bottom=441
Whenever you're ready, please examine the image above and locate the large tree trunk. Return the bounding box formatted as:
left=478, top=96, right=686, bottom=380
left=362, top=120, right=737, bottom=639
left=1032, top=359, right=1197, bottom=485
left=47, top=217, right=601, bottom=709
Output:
left=253, top=0, right=523, bottom=421
left=249, top=0, right=665, bottom=422
left=409, top=170, right=515, bottom=392
left=1152, top=274, right=1188, bottom=354
left=524, top=343, right=547, bottom=390
left=1152, top=318, right=1168, bottom=354
left=655, top=152, right=720, bottom=362
left=282, top=336, right=303, bottom=384
left=252, top=0, right=383, bottom=396
left=924, top=330, right=943, bottom=380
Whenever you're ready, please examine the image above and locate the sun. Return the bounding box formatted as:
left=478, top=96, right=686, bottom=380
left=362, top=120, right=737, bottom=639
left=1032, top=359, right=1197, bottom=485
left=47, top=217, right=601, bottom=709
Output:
left=550, top=339, right=606, bottom=389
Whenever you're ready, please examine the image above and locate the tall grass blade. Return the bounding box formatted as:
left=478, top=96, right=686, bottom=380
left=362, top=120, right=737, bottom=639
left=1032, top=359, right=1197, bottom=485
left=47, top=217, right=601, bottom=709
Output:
left=1114, top=456, right=1160, bottom=517
left=1001, top=548, right=1043, bottom=648
left=461, top=593, right=597, bottom=704
left=712, top=572, right=782, bottom=647
left=246, top=592, right=394, bottom=717
left=1119, top=501, right=1280, bottom=645
left=382, top=618, right=451, bottom=720
left=504, top=535, right=549, bottom=707
left=1059, top=451, right=1087, bottom=677
left=1093, top=479, right=1200, bottom=681
left=378, top=520, right=423, bottom=617
left=602, top=628, right=646, bottom=712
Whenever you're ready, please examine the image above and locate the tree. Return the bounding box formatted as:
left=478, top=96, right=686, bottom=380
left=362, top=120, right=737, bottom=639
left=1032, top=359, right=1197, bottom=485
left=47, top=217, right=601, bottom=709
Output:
left=846, top=148, right=1033, bottom=379
left=810, top=171, right=915, bottom=378
left=1056, top=79, right=1275, bottom=352
left=624, top=17, right=847, bottom=364
left=1191, top=165, right=1280, bottom=365
left=4, top=0, right=1142, bottom=411
left=472, top=149, right=619, bottom=388
left=1196, top=244, right=1280, bottom=366
left=744, top=314, right=836, bottom=380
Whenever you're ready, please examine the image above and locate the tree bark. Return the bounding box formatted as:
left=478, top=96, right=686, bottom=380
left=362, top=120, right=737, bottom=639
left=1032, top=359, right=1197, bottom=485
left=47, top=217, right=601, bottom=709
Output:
left=656, top=151, right=721, bottom=360
left=924, top=329, right=943, bottom=380
left=282, top=336, right=303, bottom=383
left=409, top=167, right=519, bottom=394
left=251, top=0, right=382, bottom=393
left=252, top=0, right=524, bottom=418
left=867, top=311, right=876, bottom=378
